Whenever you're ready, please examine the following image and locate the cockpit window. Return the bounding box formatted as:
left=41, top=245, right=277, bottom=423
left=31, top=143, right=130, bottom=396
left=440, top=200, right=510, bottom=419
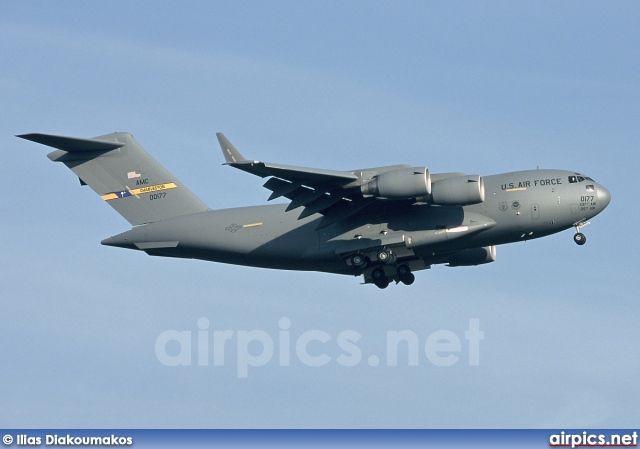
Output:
left=569, top=175, right=595, bottom=183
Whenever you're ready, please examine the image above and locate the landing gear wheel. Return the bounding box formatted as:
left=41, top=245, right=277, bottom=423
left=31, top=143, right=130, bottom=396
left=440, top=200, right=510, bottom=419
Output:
left=377, top=249, right=397, bottom=265
left=400, top=272, right=415, bottom=286
left=374, top=279, right=390, bottom=289
left=573, top=221, right=590, bottom=246
left=371, top=267, right=386, bottom=281
left=351, top=254, right=368, bottom=269
left=574, top=232, right=586, bottom=245
left=377, top=250, right=390, bottom=263
left=397, top=264, right=411, bottom=278
left=371, top=267, right=389, bottom=289
left=397, top=264, right=414, bottom=285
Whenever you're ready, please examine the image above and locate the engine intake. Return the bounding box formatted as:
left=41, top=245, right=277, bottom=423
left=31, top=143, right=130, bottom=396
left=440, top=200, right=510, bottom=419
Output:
left=361, top=167, right=431, bottom=200
left=431, top=175, right=484, bottom=206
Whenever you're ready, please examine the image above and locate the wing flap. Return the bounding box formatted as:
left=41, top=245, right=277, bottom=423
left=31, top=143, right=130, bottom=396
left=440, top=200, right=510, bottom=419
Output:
left=285, top=188, right=327, bottom=211
left=263, top=178, right=301, bottom=200
left=297, top=194, right=344, bottom=219
left=315, top=198, right=377, bottom=229
left=263, top=176, right=357, bottom=219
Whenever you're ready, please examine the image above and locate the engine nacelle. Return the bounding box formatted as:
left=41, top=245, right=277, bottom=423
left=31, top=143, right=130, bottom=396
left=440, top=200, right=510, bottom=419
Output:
left=446, top=245, right=496, bottom=267
left=431, top=175, right=485, bottom=206
left=361, top=167, right=431, bottom=199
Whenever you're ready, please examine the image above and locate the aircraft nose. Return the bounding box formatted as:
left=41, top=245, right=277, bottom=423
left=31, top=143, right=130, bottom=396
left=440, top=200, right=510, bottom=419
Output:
left=597, top=184, right=611, bottom=209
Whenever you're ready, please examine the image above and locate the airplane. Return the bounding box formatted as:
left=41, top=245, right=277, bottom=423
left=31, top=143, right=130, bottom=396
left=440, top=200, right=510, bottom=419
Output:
left=18, top=131, right=611, bottom=289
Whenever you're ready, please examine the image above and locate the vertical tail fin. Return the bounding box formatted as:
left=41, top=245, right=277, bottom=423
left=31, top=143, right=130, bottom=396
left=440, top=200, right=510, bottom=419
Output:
left=18, top=132, right=210, bottom=225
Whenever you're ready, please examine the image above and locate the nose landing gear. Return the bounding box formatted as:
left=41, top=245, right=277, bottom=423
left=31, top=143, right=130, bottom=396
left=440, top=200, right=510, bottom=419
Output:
left=573, top=220, right=590, bottom=246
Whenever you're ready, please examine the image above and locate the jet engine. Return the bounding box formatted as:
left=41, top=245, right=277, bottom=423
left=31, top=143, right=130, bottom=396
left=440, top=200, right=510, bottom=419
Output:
left=361, top=168, right=484, bottom=206
left=361, top=167, right=431, bottom=199
left=431, top=175, right=485, bottom=206
left=446, top=245, right=496, bottom=267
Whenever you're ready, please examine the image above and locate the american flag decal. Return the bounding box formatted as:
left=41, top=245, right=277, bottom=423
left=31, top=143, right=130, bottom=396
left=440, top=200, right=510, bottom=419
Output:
left=127, top=171, right=141, bottom=179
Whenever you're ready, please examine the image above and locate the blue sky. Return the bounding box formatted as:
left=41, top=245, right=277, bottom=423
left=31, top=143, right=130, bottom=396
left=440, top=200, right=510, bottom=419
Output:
left=1, top=1, right=638, bottom=428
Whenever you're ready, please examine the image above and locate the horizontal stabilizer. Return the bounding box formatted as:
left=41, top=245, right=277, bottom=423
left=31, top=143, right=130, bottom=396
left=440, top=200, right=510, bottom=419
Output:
left=17, top=133, right=125, bottom=152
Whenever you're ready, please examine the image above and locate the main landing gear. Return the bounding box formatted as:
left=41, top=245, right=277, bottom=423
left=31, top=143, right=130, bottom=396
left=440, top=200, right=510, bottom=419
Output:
left=349, top=249, right=417, bottom=289
left=350, top=253, right=369, bottom=269
left=371, top=267, right=389, bottom=289
left=371, top=264, right=415, bottom=289
left=573, top=221, right=590, bottom=246
left=376, top=249, right=397, bottom=265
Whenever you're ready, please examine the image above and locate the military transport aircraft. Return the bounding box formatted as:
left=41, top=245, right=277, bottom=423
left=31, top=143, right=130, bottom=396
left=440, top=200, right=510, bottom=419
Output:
left=18, top=132, right=611, bottom=288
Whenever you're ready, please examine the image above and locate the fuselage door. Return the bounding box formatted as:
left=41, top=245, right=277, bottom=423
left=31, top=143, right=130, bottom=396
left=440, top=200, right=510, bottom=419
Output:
left=531, top=203, right=540, bottom=220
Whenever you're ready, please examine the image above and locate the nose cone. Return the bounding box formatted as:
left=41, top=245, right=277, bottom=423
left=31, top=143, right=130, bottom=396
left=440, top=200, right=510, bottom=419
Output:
left=598, top=184, right=611, bottom=209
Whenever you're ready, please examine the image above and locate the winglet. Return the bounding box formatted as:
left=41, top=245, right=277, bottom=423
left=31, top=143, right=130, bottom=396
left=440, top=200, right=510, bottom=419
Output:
left=216, top=132, right=248, bottom=164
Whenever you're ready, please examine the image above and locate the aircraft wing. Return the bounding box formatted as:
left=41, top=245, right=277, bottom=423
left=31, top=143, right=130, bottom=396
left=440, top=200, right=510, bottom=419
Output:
left=218, top=133, right=358, bottom=184
left=217, top=133, right=378, bottom=226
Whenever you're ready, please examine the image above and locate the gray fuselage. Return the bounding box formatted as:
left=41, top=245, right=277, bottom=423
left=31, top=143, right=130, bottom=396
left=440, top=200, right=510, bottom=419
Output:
left=102, top=169, right=611, bottom=276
